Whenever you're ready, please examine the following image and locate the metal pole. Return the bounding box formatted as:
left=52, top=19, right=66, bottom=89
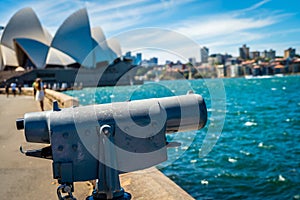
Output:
left=88, top=125, right=131, bottom=200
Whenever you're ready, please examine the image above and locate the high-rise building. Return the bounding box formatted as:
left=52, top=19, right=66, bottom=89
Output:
left=261, top=49, right=276, bottom=60
left=125, top=51, right=131, bottom=58
left=188, top=57, right=196, bottom=66
left=200, top=46, right=209, bottom=63
left=208, top=54, right=223, bottom=65
left=124, top=52, right=142, bottom=65
left=135, top=53, right=142, bottom=65
left=239, top=44, right=250, bottom=60
left=268, top=49, right=276, bottom=60
left=141, top=57, right=158, bottom=67
left=150, top=57, right=158, bottom=65
left=250, top=51, right=260, bottom=60
left=284, top=48, right=296, bottom=59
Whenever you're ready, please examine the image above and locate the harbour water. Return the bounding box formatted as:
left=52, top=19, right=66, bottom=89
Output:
left=64, top=75, right=300, bottom=199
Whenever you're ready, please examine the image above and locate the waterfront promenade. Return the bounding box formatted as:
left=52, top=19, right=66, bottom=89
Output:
left=0, top=95, right=92, bottom=199
left=0, top=94, right=194, bottom=200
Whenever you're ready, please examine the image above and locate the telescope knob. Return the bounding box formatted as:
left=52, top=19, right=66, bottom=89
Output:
left=16, top=118, right=24, bottom=130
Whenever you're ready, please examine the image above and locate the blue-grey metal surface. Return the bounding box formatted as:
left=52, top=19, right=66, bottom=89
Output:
left=18, top=94, right=207, bottom=183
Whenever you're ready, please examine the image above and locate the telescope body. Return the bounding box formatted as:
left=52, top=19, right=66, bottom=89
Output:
left=18, top=94, right=207, bottom=183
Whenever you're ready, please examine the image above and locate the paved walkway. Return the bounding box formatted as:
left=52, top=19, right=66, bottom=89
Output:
left=0, top=94, right=194, bottom=200
left=0, top=95, right=91, bottom=199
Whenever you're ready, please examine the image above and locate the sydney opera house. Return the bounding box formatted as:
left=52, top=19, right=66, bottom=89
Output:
left=0, top=7, right=139, bottom=87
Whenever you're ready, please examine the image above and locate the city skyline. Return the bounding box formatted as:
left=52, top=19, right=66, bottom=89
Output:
left=0, top=0, right=299, bottom=64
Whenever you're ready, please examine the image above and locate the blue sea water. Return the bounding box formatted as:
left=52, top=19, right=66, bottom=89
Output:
left=64, top=75, right=300, bottom=200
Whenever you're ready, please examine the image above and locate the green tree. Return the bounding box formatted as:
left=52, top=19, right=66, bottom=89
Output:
left=136, top=67, right=149, bottom=76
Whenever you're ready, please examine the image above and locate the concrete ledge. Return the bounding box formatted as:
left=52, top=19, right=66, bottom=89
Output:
left=0, top=88, right=79, bottom=108
left=44, top=89, right=79, bottom=108
left=120, top=168, right=194, bottom=200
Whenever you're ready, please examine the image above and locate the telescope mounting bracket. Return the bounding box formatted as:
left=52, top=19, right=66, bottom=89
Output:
left=86, top=124, right=131, bottom=200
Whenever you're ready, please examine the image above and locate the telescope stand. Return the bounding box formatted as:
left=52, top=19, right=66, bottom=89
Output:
left=56, top=124, right=131, bottom=200
left=87, top=125, right=131, bottom=200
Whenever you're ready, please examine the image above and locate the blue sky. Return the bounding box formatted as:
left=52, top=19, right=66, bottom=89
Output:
left=0, top=0, right=299, bottom=63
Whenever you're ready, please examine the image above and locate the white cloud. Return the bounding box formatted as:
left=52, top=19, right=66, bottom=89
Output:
left=111, top=28, right=200, bottom=62
left=88, top=0, right=196, bottom=34
left=165, top=0, right=295, bottom=58
left=0, top=0, right=297, bottom=62
left=204, top=32, right=265, bottom=48
left=174, top=16, right=276, bottom=40
left=86, top=0, right=147, bottom=14
left=239, top=0, right=271, bottom=13
left=0, top=0, right=195, bottom=36
left=168, top=15, right=274, bottom=57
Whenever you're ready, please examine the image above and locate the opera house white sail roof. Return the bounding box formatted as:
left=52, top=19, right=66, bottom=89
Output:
left=0, top=7, right=120, bottom=70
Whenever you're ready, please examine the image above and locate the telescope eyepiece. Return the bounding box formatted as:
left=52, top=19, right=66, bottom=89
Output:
left=16, top=118, right=24, bottom=130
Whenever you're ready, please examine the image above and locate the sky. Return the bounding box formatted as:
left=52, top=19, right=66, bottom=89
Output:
left=0, top=0, right=299, bottom=63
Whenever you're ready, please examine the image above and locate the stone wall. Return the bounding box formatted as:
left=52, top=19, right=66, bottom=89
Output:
left=0, top=87, right=79, bottom=109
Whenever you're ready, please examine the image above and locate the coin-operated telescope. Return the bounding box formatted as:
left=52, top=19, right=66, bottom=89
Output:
left=16, top=94, right=207, bottom=200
